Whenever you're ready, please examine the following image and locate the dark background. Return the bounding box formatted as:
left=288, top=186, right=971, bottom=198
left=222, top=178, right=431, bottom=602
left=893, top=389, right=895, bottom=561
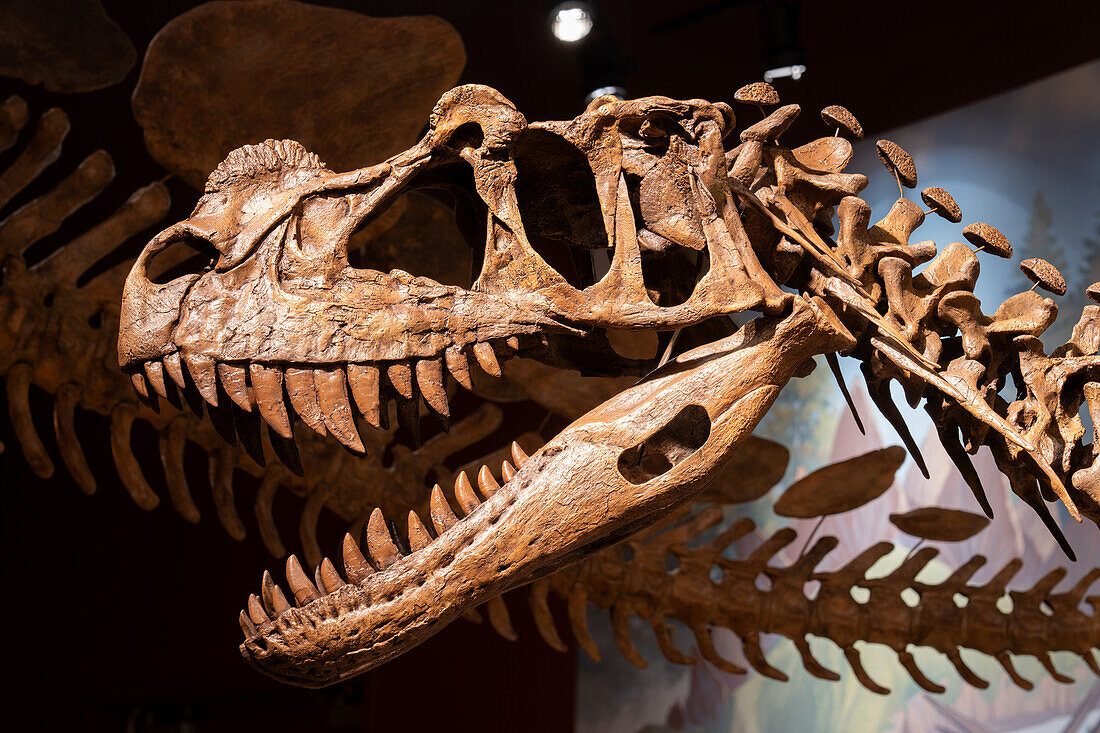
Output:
left=1, top=1, right=1098, bottom=731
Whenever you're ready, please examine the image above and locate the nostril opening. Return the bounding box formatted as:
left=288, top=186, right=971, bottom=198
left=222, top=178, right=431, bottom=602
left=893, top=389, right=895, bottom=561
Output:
left=148, top=236, right=219, bottom=284
left=42, top=291, right=55, bottom=307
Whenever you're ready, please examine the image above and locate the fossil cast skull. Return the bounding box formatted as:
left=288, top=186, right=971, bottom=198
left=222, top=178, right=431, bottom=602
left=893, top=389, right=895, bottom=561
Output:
left=118, top=84, right=1100, bottom=687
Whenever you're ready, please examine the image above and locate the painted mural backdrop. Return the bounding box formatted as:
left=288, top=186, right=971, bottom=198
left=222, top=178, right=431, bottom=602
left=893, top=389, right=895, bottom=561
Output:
left=575, top=59, right=1100, bottom=733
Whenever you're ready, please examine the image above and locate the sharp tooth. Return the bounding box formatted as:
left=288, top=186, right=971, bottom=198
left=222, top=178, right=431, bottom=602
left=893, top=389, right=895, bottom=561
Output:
left=182, top=354, right=219, bottom=405
left=415, top=358, right=450, bottom=418
left=486, top=596, right=518, bottom=641
left=445, top=346, right=473, bottom=390
left=217, top=363, right=252, bottom=411
left=286, top=554, right=320, bottom=606
left=209, top=446, right=246, bottom=540
left=268, top=426, right=304, bottom=476
left=455, top=470, right=481, bottom=514
left=261, top=570, right=276, bottom=614
left=160, top=416, right=200, bottom=522
left=247, top=594, right=270, bottom=625
left=144, top=360, right=168, bottom=399
left=163, top=352, right=186, bottom=389
left=232, top=398, right=266, bottom=467
left=318, top=557, right=346, bottom=593
left=206, top=396, right=237, bottom=447
left=506, top=336, right=520, bottom=350
left=429, top=484, right=458, bottom=534
left=386, top=362, right=414, bottom=400
left=501, top=459, right=516, bottom=483
left=472, top=341, right=502, bottom=378
left=314, top=367, right=365, bottom=452
left=477, top=465, right=501, bottom=498
left=395, top=394, right=420, bottom=447
left=271, top=584, right=292, bottom=615
left=53, top=383, right=95, bottom=494
left=239, top=611, right=257, bottom=637
left=130, top=371, right=150, bottom=400
left=347, top=363, right=382, bottom=429
left=510, top=441, right=529, bottom=468
left=249, top=364, right=292, bottom=439
left=407, top=511, right=433, bottom=552
left=180, top=379, right=204, bottom=417
left=341, top=532, right=373, bottom=583
left=110, top=402, right=159, bottom=510
left=366, top=507, right=402, bottom=569
left=284, top=367, right=327, bottom=436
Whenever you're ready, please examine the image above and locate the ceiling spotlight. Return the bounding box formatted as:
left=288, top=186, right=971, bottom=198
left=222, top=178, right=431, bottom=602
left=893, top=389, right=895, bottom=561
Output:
left=763, top=64, right=806, bottom=83
left=584, top=85, right=626, bottom=106
left=550, top=2, right=594, bottom=43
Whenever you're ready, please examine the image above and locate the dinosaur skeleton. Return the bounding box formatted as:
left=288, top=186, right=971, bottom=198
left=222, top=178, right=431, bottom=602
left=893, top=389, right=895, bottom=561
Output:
left=535, top=504, right=1100, bottom=696
left=114, top=83, right=1100, bottom=689
left=0, top=95, right=871, bottom=685
left=0, top=98, right=529, bottom=563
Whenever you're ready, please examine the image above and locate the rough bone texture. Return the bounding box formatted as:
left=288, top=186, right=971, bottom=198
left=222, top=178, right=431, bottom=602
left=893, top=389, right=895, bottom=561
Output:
left=538, top=506, right=1100, bottom=695
left=0, top=99, right=534, bottom=564
left=108, top=82, right=1100, bottom=688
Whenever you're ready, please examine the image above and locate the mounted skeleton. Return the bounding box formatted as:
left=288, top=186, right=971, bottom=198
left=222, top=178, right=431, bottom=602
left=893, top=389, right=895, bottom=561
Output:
left=116, top=84, right=1100, bottom=687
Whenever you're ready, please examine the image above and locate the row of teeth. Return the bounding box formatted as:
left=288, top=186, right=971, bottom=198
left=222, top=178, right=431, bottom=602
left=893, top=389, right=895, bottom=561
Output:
left=128, top=339, right=513, bottom=452
left=238, top=441, right=529, bottom=639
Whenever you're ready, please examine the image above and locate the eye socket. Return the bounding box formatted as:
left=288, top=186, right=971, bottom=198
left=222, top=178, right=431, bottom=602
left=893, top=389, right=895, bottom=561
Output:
left=148, top=234, right=219, bottom=284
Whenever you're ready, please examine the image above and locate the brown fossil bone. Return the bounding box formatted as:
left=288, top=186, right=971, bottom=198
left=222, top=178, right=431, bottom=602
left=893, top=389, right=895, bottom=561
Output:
left=820, top=104, right=863, bottom=139
left=1020, top=257, right=1067, bottom=295
left=0, top=100, right=541, bottom=570
left=238, top=298, right=855, bottom=685
left=0, top=0, right=135, bottom=93
left=920, top=186, right=962, bottom=223
left=132, top=0, right=465, bottom=189
left=249, top=499, right=1100, bottom=695
left=115, top=83, right=1100, bottom=687
left=876, top=139, right=917, bottom=190
left=962, top=221, right=1013, bottom=258
left=888, top=507, right=991, bottom=542
left=734, top=82, right=780, bottom=108
left=536, top=507, right=1100, bottom=694
left=774, top=446, right=906, bottom=518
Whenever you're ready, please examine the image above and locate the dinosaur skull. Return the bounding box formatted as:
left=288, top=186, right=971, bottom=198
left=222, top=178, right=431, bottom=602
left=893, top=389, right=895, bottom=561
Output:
left=118, top=85, right=855, bottom=686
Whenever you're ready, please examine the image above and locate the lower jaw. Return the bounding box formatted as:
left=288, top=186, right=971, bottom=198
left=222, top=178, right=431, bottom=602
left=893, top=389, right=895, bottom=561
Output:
left=241, top=298, right=853, bottom=686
